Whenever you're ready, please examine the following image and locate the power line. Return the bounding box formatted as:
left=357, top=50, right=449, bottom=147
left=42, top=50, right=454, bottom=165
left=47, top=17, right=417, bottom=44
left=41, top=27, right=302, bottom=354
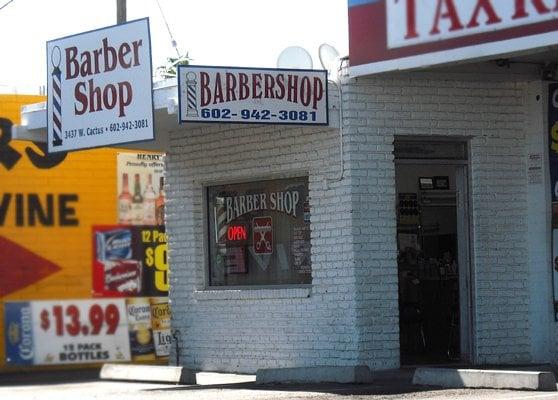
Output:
left=0, top=0, right=14, bottom=12
left=155, top=0, right=180, bottom=58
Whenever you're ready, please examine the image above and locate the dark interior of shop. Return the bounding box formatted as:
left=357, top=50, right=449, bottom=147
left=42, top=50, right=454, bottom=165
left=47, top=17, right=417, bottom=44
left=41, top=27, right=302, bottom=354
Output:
left=396, top=165, right=460, bottom=365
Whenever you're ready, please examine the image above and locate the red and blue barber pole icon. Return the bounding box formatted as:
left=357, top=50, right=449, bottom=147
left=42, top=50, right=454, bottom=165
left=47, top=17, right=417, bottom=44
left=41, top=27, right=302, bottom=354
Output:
left=50, top=46, right=63, bottom=147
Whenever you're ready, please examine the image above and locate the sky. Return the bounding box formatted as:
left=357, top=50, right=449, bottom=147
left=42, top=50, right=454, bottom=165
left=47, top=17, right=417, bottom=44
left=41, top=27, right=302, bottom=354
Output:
left=0, top=0, right=349, bottom=94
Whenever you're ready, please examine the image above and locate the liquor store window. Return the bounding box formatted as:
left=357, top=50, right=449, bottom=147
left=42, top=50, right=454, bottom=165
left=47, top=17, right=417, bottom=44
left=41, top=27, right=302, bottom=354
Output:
left=207, top=176, right=311, bottom=286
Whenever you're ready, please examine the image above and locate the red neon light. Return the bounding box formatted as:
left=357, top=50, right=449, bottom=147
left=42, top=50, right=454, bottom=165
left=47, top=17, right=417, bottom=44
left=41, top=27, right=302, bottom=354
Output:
left=227, top=225, right=247, bottom=241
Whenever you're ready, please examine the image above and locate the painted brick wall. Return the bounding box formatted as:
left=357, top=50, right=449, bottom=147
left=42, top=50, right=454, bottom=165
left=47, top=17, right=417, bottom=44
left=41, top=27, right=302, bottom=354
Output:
left=524, top=82, right=553, bottom=364
left=347, top=76, right=530, bottom=364
left=167, top=76, right=531, bottom=373
left=166, top=109, right=371, bottom=372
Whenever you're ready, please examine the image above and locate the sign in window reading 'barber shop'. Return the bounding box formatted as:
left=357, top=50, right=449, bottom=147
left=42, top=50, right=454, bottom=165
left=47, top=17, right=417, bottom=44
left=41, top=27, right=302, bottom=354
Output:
left=206, top=177, right=311, bottom=286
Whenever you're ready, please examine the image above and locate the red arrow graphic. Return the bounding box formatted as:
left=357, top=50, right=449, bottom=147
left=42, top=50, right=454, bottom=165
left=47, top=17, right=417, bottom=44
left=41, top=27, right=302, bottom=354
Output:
left=0, top=235, right=61, bottom=297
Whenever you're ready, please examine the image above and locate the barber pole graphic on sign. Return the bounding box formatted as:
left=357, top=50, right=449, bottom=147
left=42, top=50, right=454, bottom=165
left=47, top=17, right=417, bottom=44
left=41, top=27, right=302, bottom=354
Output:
left=178, top=66, right=328, bottom=125
left=50, top=46, right=63, bottom=148
left=214, top=197, right=228, bottom=244
left=46, top=18, right=154, bottom=153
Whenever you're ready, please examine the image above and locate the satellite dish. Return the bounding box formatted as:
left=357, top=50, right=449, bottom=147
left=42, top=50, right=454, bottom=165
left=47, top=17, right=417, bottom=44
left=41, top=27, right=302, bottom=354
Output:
left=319, top=43, right=340, bottom=79
left=277, top=46, right=313, bottom=69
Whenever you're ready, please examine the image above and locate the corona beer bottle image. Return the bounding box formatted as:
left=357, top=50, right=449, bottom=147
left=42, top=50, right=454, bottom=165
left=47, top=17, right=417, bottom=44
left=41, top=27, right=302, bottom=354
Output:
left=126, top=297, right=156, bottom=361
left=150, top=297, right=171, bottom=358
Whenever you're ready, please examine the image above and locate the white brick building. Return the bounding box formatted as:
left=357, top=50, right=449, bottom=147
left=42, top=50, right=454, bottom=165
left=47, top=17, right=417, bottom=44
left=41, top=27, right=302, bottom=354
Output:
left=8, top=0, right=558, bottom=379
left=165, top=65, right=556, bottom=374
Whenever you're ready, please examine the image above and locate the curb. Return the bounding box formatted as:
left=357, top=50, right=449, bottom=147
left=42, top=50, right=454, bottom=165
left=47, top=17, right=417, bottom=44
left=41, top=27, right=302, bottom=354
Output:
left=100, top=363, right=196, bottom=384
left=256, top=365, right=373, bottom=384
left=413, top=367, right=557, bottom=391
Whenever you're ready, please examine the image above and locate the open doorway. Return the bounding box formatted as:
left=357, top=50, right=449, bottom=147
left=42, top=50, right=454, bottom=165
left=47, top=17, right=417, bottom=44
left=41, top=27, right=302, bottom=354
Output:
left=395, top=139, right=471, bottom=365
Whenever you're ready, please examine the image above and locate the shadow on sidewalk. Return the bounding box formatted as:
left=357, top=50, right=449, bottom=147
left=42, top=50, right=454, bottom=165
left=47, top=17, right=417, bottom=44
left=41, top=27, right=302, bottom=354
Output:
left=0, top=368, right=100, bottom=386
left=141, top=368, right=445, bottom=397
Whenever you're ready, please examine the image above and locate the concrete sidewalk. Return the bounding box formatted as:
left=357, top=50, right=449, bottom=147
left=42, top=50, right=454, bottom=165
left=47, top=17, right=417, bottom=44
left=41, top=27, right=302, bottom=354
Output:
left=99, top=362, right=558, bottom=391
left=0, top=367, right=100, bottom=385
left=1, top=367, right=558, bottom=400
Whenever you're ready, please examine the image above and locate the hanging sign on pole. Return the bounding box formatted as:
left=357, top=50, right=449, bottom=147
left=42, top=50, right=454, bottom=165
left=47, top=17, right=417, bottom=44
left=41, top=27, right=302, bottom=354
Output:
left=46, top=18, right=154, bottom=153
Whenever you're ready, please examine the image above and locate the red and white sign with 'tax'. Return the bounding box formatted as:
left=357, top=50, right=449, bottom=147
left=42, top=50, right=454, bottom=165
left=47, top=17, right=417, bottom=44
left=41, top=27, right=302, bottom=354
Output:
left=388, top=0, right=558, bottom=48
left=349, top=0, right=558, bottom=76
left=47, top=18, right=154, bottom=153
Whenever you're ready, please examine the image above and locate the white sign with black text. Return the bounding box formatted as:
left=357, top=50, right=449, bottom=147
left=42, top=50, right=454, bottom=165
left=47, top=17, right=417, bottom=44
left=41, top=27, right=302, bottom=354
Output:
left=46, top=18, right=154, bottom=153
left=178, top=66, right=328, bottom=125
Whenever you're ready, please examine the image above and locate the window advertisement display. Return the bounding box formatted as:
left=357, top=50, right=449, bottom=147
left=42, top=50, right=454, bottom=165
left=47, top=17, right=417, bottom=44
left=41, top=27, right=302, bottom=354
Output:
left=206, top=177, right=311, bottom=286
left=549, top=82, right=558, bottom=320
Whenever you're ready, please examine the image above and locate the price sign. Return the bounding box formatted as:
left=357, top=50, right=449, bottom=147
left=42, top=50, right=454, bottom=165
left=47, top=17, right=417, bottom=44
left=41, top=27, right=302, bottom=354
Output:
left=142, top=228, right=168, bottom=293
left=39, top=303, right=121, bottom=337
left=5, top=299, right=131, bottom=365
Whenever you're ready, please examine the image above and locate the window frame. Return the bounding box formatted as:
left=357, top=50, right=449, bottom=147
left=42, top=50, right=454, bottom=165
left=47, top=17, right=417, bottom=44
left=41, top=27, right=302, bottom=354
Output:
left=202, top=172, right=312, bottom=290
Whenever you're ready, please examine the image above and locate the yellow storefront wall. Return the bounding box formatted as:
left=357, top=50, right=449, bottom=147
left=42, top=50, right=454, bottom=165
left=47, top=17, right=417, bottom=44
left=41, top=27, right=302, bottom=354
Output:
left=0, top=95, right=139, bottom=370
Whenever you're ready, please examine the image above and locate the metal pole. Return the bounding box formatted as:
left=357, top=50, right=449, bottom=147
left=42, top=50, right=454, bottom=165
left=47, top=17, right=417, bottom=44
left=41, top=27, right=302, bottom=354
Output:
left=117, top=0, right=126, bottom=24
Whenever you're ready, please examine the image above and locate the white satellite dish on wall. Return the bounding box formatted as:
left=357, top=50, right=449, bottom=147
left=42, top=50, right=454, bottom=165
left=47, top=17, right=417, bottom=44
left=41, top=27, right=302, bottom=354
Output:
left=277, top=46, right=313, bottom=69
left=319, top=43, right=340, bottom=80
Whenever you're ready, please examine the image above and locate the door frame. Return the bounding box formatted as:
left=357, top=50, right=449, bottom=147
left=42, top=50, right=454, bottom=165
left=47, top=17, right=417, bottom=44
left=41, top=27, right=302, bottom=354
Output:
left=394, top=139, right=474, bottom=364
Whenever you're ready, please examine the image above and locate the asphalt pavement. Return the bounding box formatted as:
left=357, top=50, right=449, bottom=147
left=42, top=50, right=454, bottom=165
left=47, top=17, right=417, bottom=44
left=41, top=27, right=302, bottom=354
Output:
left=1, top=367, right=558, bottom=400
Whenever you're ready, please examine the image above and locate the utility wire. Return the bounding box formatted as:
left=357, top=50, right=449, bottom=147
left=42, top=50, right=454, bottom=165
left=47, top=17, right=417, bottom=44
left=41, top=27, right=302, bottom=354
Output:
left=0, top=0, right=14, bottom=12
left=155, top=0, right=180, bottom=58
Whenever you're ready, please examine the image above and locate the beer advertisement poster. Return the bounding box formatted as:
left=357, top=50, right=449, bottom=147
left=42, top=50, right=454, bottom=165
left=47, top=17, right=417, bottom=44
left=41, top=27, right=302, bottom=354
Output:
left=0, top=93, right=170, bottom=369
left=5, top=299, right=131, bottom=365
left=92, top=225, right=168, bottom=298
left=4, top=298, right=171, bottom=365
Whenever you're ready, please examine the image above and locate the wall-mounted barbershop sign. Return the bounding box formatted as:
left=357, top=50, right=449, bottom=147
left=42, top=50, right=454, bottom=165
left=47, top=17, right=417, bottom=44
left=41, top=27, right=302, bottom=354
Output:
left=178, top=66, right=328, bottom=125
left=46, top=18, right=154, bottom=153
left=349, top=0, right=558, bottom=76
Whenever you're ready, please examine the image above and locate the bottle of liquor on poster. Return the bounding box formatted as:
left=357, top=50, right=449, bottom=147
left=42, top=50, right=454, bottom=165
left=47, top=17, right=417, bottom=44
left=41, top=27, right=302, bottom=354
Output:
left=126, top=297, right=156, bottom=361
left=143, top=174, right=157, bottom=225
left=118, top=173, right=132, bottom=224
left=156, top=177, right=165, bottom=225
left=132, top=174, right=144, bottom=225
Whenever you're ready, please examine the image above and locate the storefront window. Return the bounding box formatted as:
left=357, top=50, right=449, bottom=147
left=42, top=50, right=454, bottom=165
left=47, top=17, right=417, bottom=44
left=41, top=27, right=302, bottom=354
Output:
left=207, top=177, right=311, bottom=286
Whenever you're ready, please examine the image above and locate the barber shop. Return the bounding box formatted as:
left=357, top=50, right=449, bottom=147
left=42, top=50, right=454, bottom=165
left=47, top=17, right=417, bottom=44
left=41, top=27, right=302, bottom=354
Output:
left=153, top=0, right=558, bottom=376
left=11, top=0, right=558, bottom=381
